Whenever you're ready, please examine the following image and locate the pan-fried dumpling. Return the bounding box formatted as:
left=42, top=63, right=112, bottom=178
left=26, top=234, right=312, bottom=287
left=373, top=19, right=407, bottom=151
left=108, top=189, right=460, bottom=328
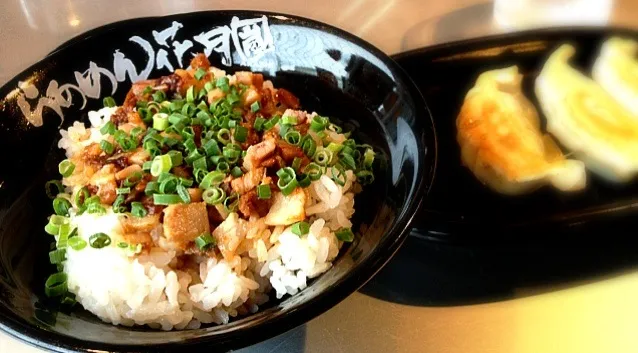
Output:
left=457, top=66, right=586, bottom=195
left=592, top=37, right=638, bottom=115
left=535, top=44, right=638, bottom=183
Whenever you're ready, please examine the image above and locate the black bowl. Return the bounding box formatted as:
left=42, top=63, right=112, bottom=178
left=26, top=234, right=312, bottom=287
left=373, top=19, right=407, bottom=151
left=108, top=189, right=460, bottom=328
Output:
left=0, top=10, right=435, bottom=352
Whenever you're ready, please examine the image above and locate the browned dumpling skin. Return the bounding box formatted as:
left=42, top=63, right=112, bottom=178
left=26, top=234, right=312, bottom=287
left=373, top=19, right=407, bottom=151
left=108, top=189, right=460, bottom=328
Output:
left=457, top=66, right=586, bottom=195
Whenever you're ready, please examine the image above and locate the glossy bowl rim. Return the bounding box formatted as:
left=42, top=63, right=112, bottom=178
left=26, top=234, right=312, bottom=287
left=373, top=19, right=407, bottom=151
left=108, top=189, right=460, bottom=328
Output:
left=0, top=9, right=434, bottom=353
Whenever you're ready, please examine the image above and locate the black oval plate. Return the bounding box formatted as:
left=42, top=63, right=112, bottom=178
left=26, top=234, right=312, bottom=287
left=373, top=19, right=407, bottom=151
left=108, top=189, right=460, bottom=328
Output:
left=395, top=26, right=638, bottom=245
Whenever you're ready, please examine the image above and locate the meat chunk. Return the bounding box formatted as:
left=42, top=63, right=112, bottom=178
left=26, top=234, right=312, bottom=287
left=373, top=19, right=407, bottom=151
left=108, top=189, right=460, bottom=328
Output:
left=120, top=214, right=160, bottom=247
left=276, top=140, right=307, bottom=164
left=190, top=53, right=211, bottom=70
left=276, top=88, right=300, bottom=109
left=243, top=139, right=276, bottom=170
left=264, top=188, right=306, bottom=226
left=161, top=202, right=210, bottom=250
left=212, top=212, right=247, bottom=260
left=238, top=189, right=272, bottom=218
left=89, top=164, right=118, bottom=205
left=231, top=167, right=265, bottom=195
left=158, top=73, right=183, bottom=95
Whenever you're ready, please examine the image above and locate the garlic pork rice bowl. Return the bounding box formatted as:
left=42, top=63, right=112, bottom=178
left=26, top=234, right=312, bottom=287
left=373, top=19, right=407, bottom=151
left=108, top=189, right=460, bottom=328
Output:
left=0, top=11, right=434, bottom=352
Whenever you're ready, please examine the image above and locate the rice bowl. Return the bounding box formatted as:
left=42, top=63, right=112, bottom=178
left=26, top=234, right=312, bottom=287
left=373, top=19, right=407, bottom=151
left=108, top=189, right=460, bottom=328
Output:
left=43, top=53, right=374, bottom=330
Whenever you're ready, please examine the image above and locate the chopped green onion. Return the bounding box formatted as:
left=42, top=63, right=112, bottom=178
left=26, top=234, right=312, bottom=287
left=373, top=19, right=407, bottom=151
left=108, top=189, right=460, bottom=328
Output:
left=130, top=127, right=144, bottom=139
left=45, top=180, right=64, bottom=199
left=194, top=68, right=207, bottom=80
left=123, top=172, right=143, bottom=187
left=356, top=170, right=375, bottom=185
left=217, top=128, right=231, bottom=144
left=116, top=187, right=130, bottom=195
left=263, top=115, right=280, bottom=131
left=117, top=242, right=129, bottom=249
left=44, top=272, right=68, bottom=297
left=186, top=86, right=196, bottom=103
left=53, top=197, right=71, bottom=216
left=253, top=117, right=266, bottom=131
left=102, top=96, right=116, bottom=108
left=250, top=101, right=260, bottom=112
left=292, top=157, right=303, bottom=171
left=292, top=221, right=310, bottom=236
left=45, top=222, right=59, bottom=236
left=144, top=181, right=158, bottom=195
left=326, top=142, right=343, bottom=154
left=57, top=223, right=71, bottom=247
left=204, top=139, right=221, bottom=156
left=89, top=233, right=111, bottom=249
left=217, top=161, right=230, bottom=173
left=230, top=166, right=243, bottom=178
left=297, top=173, right=311, bottom=188
left=331, top=165, right=347, bottom=186
left=282, top=115, right=298, bottom=125
left=74, top=186, right=90, bottom=206
left=100, top=121, right=116, bottom=135
left=143, top=86, right=153, bottom=95
left=302, top=137, right=317, bottom=158
left=314, top=149, right=333, bottom=166
left=203, top=187, right=225, bottom=205
left=256, top=184, right=271, bottom=200
left=68, top=237, right=87, bottom=251
left=277, top=174, right=298, bottom=196
left=192, top=156, right=207, bottom=171
left=152, top=90, right=166, bottom=102
left=153, top=113, right=169, bottom=131
left=195, top=232, right=216, bottom=250
left=131, top=202, right=148, bottom=217
left=151, top=154, right=173, bottom=177
left=167, top=150, right=183, bottom=167
left=284, top=131, right=301, bottom=145
left=204, top=81, right=214, bottom=92
left=305, top=163, right=323, bottom=181
left=328, top=123, right=342, bottom=133
left=153, top=194, right=184, bottom=205
left=176, top=184, right=191, bottom=203
left=159, top=176, right=178, bottom=194
left=234, top=125, right=248, bottom=142
left=200, top=171, right=226, bottom=189
left=223, top=192, right=239, bottom=212
left=216, top=76, right=229, bottom=92
left=58, top=160, right=75, bottom=177
left=335, top=227, right=355, bottom=242
left=49, top=249, right=66, bottom=264
left=339, top=153, right=357, bottom=170
left=310, top=116, right=329, bottom=132
left=100, top=140, right=114, bottom=155
left=113, top=194, right=127, bottom=213
left=363, top=148, right=375, bottom=169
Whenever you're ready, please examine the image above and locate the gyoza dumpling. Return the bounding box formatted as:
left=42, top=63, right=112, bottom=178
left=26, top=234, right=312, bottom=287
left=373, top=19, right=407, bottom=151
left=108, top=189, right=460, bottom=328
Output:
left=535, top=44, right=638, bottom=183
left=457, top=66, right=586, bottom=195
left=592, top=37, right=638, bottom=115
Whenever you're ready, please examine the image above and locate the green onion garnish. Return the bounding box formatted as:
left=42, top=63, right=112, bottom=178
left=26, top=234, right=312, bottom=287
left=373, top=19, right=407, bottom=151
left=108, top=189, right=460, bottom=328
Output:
left=302, top=137, right=317, bottom=158
left=253, top=117, right=266, bottom=131
left=310, top=116, right=329, bottom=132
left=335, top=227, right=355, bottom=242
left=192, top=156, right=207, bottom=171
left=282, top=115, right=298, bottom=125
left=74, top=186, right=90, bottom=206
left=216, top=76, right=229, bottom=92
left=363, top=148, right=375, bottom=169
left=217, top=128, right=231, bottom=145
left=116, top=187, right=130, bottom=195
left=152, top=90, right=166, bottom=102
left=195, top=232, right=216, bottom=250
left=331, top=165, right=347, bottom=186
left=68, top=237, right=87, bottom=251
left=250, top=101, right=260, bottom=112
left=223, top=192, right=239, bottom=212
left=262, top=115, right=280, bottom=130
left=200, top=171, right=225, bottom=189
left=89, top=232, right=111, bottom=249
left=230, top=166, right=243, bottom=178
left=326, top=142, right=343, bottom=155
left=49, top=249, right=66, bottom=264
left=284, top=131, right=301, bottom=145
left=186, top=86, right=196, bottom=103
left=291, top=221, right=310, bottom=236
left=305, top=163, right=323, bottom=181
left=58, top=160, right=75, bottom=177
left=45, top=180, right=64, bottom=199
left=257, top=184, right=271, bottom=200
left=53, top=197, right=71, bottom=216
left=277, top=167, right=298, bottom=196
left=113, top=194, right=127, bottom=213
left=102, top=96, right=116, bottom=108
left=194, top=68, right=207, bottom=81
left=123, top=172, right=143, bottom=188
left=297, top=173, right=311, bottom=188
left=131, top=202, right=148, bottom=217
left=176, top=184, right=191, bottom=203
left=204, top=139, right=221, bottom=156
left=151, top=154, right=172, bottom=177
left=153, top=194, right=184, bottom=205
left=314, top=150, right=333, bottom=166
left=153, top=113, right=169, bottom=131
left=356, top=170, right=375, bottom=185
left=292, top=157, right=302, bottom=172
left=100, top=121, right=116, bottom=135
left=234, top=125, right=248, bottom=142
left=44, top=272, right=68, bottom=297
left=328, top=123, right=342, bottom=133
left=203, top=187, right=225, bottom=205
left=100, top=140, right=114, bottom=155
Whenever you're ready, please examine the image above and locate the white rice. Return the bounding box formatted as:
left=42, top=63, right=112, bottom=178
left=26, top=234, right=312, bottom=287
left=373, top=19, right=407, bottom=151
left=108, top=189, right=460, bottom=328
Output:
left=57, top=107, right=357, bottom=330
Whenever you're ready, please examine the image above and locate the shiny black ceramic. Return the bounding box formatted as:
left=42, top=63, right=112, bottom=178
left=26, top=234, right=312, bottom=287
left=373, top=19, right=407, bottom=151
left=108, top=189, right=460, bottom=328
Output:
left=394, top=26, right=638, bottom=244
left=0, top=11, right=434, bottom=353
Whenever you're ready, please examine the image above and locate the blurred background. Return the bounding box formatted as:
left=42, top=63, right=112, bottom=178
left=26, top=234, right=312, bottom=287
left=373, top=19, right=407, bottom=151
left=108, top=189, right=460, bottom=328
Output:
left=3, top=1, right=638, bottom=352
